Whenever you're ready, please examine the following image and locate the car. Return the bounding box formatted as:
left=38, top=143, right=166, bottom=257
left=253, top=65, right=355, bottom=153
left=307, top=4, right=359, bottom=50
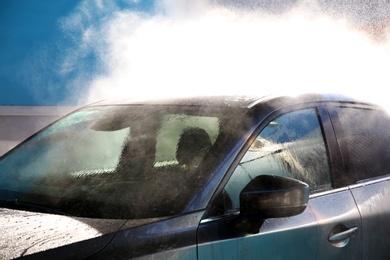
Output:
left=1, top=93, right=390, bottom=259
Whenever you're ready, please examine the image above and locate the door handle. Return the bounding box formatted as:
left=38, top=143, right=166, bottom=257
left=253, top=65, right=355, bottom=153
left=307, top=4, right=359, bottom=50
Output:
left=328, top=225, right=358, bottom=248
left=328, top=226, right=358, bottom=242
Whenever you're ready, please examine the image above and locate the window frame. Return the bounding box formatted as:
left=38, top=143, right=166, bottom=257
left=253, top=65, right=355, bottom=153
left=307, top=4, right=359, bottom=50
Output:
left=204, top=102, right=341, bottom=218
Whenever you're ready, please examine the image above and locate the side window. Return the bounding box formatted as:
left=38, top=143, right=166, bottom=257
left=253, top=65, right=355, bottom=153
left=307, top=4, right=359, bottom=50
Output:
left=334, top=106, right=390, bottom=182
left=224, top=108, right=332, bottom=210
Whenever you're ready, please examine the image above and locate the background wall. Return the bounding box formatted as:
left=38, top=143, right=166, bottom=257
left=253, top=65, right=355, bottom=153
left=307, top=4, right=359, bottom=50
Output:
left=0, top=106, right=77, bottom=156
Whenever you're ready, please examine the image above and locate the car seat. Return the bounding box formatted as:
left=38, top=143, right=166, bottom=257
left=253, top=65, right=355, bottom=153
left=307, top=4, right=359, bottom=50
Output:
left=176, top=127, right=212, bottom=169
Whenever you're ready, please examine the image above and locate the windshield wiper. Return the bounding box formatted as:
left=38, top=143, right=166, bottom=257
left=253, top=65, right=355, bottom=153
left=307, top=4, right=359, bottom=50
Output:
left=0, top=199, right=67, bottom=215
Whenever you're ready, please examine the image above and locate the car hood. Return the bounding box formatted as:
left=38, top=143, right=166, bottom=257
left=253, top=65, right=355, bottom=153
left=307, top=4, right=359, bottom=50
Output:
left=0, top=208, right=127, bottom=259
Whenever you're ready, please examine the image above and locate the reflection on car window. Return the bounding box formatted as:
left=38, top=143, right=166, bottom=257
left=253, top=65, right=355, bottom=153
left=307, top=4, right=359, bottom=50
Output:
left=223, top=108, right=332, bottom=211
left=0, top=106, right=221, bottom=219
left=335, top=107, right=390, bottom=182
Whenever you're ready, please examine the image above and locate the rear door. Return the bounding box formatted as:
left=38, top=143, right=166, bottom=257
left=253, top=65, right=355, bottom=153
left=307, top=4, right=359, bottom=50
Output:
left=328, top=103, right=390, bottom=259
left=197, top=103, right=362, bottom=259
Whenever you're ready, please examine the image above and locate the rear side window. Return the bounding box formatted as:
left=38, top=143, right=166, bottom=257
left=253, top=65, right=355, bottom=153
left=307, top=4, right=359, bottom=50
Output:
left=334, top=106, right=390, bottom=182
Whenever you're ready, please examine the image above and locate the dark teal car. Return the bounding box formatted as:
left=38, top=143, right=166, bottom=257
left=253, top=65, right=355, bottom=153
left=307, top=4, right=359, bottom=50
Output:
left=1, top=94, right=390, bottom=259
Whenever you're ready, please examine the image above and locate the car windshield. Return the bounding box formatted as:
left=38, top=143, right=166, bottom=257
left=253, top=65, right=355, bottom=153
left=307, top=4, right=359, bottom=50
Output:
left=0, top=104, right=241, bottom=219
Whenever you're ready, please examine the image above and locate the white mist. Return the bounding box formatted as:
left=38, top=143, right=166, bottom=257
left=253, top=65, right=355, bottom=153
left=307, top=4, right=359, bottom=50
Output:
left=65, top=0, right=390, bottom=108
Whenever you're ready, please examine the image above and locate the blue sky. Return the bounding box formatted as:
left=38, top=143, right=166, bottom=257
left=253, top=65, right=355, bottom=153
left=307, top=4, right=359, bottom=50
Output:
left=0, top=0, right=154, bottom=105
left=1, top=0, right=390, bottom=106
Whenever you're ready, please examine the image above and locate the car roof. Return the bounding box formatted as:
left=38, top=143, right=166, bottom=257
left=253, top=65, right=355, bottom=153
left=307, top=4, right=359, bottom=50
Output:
left=90, top=93, right=361, bottom=109
left=91, top=95, right=263, bottom=108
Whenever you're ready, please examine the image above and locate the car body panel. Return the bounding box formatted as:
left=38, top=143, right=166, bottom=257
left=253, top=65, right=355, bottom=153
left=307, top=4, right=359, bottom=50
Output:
left=91, top=211, right=203, bottom=259
left=197, top=189, right=362, bottom=259
left=350, top=177, right=390, bottom=259
left=198, top=206, right=319, bottom=259
left=309, top=189, right=362, bottom=259
left=0, top=208, right=126, bottom=259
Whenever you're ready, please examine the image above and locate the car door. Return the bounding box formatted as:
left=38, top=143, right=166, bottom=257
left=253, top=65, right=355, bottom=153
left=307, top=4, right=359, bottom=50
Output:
left=197, top=104, right=362, bottom=259
left=328, top=103, right=390, bottom=259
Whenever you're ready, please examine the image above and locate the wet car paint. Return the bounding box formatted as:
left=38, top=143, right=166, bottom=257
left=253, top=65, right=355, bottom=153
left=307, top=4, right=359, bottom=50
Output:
left=197, top=189, right=362, bottom=259
left=92, top=211, right=203, bottom=259
left=0, top=208, right=126, bottom=259
left=198, top=207, right=319, bottom=259
left=17, top=211, right=203, bottom=259
left=350, top=176, right=390, bottom=259
left=309, top=189, right=362, bottom=259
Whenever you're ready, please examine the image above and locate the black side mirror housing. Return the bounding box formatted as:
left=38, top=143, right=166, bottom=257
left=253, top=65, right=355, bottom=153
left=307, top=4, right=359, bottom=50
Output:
left=240, top=175, right=309, bottom=219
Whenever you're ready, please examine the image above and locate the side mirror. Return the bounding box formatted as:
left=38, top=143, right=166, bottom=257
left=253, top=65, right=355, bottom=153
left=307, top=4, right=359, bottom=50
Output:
left=240, top=175, right=309, bottom=219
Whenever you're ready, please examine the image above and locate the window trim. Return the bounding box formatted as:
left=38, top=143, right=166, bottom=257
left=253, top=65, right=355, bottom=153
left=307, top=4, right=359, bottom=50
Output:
left=204, top=102, right=340, bottom=219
